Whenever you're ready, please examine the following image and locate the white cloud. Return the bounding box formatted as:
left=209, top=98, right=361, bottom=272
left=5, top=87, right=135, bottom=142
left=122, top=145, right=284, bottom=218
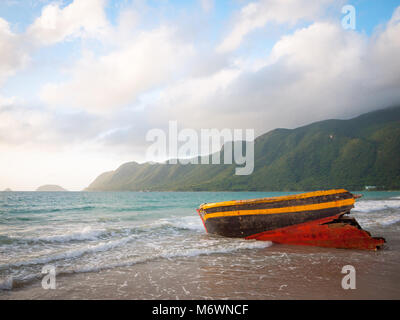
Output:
left=0, top=94, right=17, bottom=107
left=148, top=67, right=242, bottom=129
left=0, top=0, right=109, bottom=91
left=368, top=6, right=400, bottom=89
left=26, top=0, right=109, bottom=45
left=0, top=105, right=49, bottom=146
left=40, top=26, right=193, bottom=113
left=147, top=8, right=400, bottom=136
left=200, top=0, right=214, bottom=13
left=0, top=18, right=30, bottom=85
left=217, top=0, right=335, bottom=53
left=0, top=100, right=138, bottom=191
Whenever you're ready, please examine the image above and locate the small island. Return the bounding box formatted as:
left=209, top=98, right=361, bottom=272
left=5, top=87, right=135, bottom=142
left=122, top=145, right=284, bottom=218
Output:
left=36, top=185, right=68, bottom=192
left=3, top=188, right=12, bottom=192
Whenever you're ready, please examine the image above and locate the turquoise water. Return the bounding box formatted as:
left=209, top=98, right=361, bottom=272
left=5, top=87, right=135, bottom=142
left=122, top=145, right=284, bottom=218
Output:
left=1, top=191, right=400, bottom=291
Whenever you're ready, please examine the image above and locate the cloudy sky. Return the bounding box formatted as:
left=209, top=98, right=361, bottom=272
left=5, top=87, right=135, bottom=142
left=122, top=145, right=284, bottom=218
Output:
left=0, top=0, right=399, bottom=191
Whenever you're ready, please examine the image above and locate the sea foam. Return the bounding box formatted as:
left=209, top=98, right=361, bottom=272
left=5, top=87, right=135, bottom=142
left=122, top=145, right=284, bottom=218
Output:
left=62, top=239, right=273, bottom=275
left=0, top=235, right=138, bottom=270
left=354, top=200, right=400, bottom=213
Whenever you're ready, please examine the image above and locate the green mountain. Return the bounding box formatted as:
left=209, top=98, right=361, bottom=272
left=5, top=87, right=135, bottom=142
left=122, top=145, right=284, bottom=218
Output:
left=86, top=106, right=400, bottom=191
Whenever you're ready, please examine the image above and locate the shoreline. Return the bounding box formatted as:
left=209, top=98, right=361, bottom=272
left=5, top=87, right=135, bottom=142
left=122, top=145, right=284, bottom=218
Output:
left=2, top=243, right=400, bottom=300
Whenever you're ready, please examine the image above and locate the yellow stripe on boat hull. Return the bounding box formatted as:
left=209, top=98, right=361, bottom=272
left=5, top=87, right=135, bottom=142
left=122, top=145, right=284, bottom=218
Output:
left=202, top=198, right=355, bottom=221
left=200, top=189, right=348, bottom=210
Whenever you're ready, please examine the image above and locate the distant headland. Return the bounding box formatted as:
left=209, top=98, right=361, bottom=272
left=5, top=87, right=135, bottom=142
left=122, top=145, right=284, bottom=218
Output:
left=36, top=185, right=68, bottom=192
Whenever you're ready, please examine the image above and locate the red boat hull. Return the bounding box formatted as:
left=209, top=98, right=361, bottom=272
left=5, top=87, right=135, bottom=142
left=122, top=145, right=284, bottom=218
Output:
left=245, top=214, right=385, bottom=250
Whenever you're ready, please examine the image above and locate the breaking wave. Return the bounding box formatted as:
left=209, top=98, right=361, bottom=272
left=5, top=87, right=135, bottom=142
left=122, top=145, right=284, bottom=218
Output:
left=379, top=216, right=400, bottom=226
left=1, top=217, right=205, bottom=246
left=0, top=239, right=272, bottom=290
left=353, top=200, right=400, bottom=213
left=161, top=216, right=205, bottom=232
left=69, top=239, right=273, bottom=274
left=26, top=228, right=106, bottom=243
left=0, top=276, right=13, bottom=290
left=0, top=236, right=138, bottom=270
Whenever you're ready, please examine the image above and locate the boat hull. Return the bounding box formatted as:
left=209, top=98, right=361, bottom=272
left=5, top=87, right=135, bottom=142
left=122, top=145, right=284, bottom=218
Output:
left=197, top=189, right=385, bottom=250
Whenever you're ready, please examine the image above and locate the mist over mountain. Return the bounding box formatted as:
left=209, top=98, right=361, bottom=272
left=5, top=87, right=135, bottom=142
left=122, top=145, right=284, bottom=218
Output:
left=86, top=106, right=400, bottom=191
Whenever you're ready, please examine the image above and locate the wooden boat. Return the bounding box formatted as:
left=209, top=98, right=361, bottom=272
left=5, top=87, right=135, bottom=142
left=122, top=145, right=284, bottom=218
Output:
left=197, top=189, right=385, bottom=250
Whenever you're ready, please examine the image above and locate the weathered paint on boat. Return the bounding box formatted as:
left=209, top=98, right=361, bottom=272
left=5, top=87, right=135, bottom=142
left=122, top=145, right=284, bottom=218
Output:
left=197, top=189, right=385, bottom=250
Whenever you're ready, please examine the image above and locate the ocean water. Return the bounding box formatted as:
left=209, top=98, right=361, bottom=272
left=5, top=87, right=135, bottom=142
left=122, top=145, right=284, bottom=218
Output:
left=1, top=191, right=400, bottom=299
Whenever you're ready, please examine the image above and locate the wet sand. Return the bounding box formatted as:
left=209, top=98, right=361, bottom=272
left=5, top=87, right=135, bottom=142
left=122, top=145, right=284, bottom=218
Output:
left=2, top=240, right=400, bottom=300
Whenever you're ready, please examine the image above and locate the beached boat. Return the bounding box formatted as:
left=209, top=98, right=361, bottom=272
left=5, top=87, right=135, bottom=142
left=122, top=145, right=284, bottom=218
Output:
left=197, top=189, right=385, bottom=250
